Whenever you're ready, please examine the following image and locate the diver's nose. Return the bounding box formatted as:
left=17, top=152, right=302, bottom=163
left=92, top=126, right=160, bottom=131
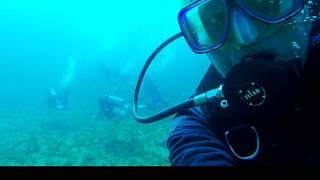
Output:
left=231, top=7, right=258, bottom=46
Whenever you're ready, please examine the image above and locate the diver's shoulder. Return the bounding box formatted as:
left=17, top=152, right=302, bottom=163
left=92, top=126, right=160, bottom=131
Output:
left=170, top=107, right=210, bottom=132
left=174, top=106, right=208, bottom=122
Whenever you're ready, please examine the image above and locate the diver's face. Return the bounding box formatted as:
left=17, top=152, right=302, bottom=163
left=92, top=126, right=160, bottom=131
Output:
left=205, top=5, right=312, bottom=77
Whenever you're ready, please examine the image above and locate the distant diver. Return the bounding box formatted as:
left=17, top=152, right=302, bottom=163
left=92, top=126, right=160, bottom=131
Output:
left=48, top=88, right=68, bottom=110
left=97, top=54, right=166, bottom=108
left=93, top=94, right=130, bottom=121
left=48, top=57, right=76, bottom=110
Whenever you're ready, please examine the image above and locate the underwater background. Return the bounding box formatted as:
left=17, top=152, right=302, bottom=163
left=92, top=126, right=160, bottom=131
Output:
left=0, top=0, right=210, bottom=166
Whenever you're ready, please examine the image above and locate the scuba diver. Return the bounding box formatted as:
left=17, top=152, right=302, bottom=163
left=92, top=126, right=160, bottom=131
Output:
left=93, top=94, right=130, bottom=121
left=98, top=54, right=166, bottom=108
left=48, top=87, right=69, bottom=110
left=48, top=57, right=76, bottom=111
left=133, top=0, right=320, bottom=166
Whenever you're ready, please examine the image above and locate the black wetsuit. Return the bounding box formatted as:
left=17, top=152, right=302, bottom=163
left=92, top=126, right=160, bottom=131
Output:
left=167, top=32, right=320, bottom=166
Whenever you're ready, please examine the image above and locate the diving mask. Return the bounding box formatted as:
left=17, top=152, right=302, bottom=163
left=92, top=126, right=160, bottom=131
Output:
left=178, top=0, right=304, bottom=53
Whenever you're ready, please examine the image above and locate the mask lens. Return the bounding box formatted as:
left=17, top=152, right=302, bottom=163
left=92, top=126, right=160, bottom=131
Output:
left=240, top=0, right=299, bottom=20
left=179, top=0, right=228, bottom=52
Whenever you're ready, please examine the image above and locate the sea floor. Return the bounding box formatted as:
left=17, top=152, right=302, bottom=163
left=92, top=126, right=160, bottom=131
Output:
left=0, top=106, right=170, bottom=166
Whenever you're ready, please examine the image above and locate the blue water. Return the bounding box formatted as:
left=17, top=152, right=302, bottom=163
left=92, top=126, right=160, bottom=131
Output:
left=0, top=0, right=210, bottom=166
